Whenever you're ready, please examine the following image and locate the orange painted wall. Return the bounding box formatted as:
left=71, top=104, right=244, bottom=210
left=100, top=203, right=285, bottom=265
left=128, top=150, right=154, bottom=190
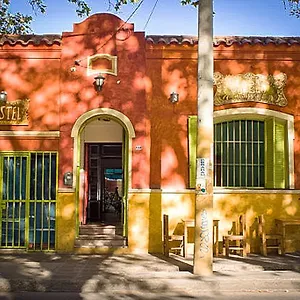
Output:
left=58, top=14, right=150, bottom=188
left=0, top=44, right=61, bottom=132
left=1, top=14, right=300, bottom=192
left=146, top=41, right=300, bottom=189
left=0, top=138, right=59, bottom=151
left=1, top=14, right=300, bottom=253
left=146, top=44, right=197, bottom=189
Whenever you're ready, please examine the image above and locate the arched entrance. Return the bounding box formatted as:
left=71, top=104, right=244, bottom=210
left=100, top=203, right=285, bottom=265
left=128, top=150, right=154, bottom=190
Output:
left=71, top=108, right=135, bottom=236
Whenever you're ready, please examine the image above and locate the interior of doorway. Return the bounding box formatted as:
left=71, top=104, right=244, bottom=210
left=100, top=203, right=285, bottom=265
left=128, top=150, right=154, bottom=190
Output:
left=85, top=142, right=123, bottom=225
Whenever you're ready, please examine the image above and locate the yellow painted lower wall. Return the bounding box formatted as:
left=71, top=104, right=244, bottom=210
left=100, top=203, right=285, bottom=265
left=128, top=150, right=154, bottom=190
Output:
left=55, top=189, right=300, bottom=254
left=127, top=190, right=300, bottom=254
left=128, top=190, right=195, bottom=253
left=214, top=192, right=300, bottom=253
left=127, top=192, right=150, bottom=253
left=56, top=191, right=76, bottom=252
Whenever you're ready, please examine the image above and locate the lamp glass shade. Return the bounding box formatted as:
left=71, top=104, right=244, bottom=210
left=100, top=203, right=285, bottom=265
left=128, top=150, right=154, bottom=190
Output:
left=94, top=74, right=105, bottom=91
left=0, top=91, right=7, bottom=102
left=170, top=92, right=179, bottom=103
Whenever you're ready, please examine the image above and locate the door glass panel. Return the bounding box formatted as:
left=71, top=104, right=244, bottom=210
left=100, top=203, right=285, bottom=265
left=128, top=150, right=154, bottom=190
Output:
left=104, top=168, right=123, bottom=214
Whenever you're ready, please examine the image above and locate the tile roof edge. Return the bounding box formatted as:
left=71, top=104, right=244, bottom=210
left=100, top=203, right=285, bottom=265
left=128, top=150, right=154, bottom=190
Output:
left=0, top=34, right=62, bottom=46
left=146, top=35, right=300, bottom=46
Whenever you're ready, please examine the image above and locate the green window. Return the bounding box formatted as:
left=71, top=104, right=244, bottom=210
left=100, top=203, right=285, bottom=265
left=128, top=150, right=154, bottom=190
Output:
left=188, top=117, right=287, bottom=189
left=0, top=152, right=57, bottom=250
left=214, top=120, right=265, bottom=187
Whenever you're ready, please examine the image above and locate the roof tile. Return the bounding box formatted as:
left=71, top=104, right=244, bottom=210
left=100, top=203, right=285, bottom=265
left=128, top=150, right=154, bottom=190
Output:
left=146, top=35, right=300, bottom=46
left=0, top=34, right=61, bottom=46
left=1, top=34, right=300, bottom=47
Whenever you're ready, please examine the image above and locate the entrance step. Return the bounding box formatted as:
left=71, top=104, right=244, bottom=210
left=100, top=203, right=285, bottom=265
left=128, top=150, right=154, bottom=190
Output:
left=79, top=224, right=123, bottom=235
left=74, top=224, right=127, bottom=254
left=75, top=236, right=126, bottom=247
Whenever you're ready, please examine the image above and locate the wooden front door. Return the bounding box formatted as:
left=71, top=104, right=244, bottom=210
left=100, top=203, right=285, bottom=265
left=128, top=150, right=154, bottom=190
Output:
left=85, top=143, right=123, bottom=223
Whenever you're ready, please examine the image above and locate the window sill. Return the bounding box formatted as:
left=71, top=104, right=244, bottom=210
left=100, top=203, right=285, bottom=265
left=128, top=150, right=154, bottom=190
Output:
left=213, top=188, right=300, bottom=194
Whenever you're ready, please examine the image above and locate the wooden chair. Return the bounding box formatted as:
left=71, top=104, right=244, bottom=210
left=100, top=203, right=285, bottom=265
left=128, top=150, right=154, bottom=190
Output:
left=223, top=214, right=247, bottom=257
left=182, top=219, right=220, bottom=257
left=163, top=214, right=184, bottom=257
left=258, top=215, right=283, bottom=256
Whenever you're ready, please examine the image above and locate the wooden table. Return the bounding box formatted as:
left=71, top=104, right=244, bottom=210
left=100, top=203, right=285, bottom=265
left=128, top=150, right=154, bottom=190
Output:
left=182, top=219, right=219, bottom=257
left=275, top=218, right=300, bottom=254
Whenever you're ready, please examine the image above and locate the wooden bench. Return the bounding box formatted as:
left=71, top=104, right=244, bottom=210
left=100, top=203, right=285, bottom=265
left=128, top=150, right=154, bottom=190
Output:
left=275, top=218, right=300, bottom=255
left=163, top=214, right=219, bottom=257
left=258, top=215, right=283, bottom=256
left=223, top=215, right=247, bottom=257
left=163, top=214, right=184, bottom=256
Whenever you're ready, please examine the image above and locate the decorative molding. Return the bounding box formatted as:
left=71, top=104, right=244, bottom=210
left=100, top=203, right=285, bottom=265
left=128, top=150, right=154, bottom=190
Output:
left=0, top=131, right=60, bottom=137
left=71, top=108, right=135, bottom=190
left=58, top=188, right=75, bottom=193
left=214, top=188, right=300, bottom=194
left=0, top=99, right=29, bottom=125
left=87, top=54, right=117, bottom=76
left=213, top=72, right=287, bottom=107
left=128, top=189, right=196, bottom=194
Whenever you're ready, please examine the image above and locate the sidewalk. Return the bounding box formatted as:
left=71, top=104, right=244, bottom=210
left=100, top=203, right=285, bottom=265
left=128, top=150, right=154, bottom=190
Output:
left=0, top=251, right=300, bottom=297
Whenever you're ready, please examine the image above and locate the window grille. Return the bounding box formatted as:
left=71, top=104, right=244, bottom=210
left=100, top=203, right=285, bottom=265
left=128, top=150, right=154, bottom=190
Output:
left=29, top=153, right=57, bottom=250
left=1, top=156, right=27, bottom=247
left=214, top=120, right=264, bottom=187
left=0, top=152, right=57, bottom=250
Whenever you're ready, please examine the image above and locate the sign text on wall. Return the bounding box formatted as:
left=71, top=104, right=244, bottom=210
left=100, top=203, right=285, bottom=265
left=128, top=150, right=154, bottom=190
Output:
left=213, top=72, right=287, bottom=107
left=0, top=99, right=29, bottom=125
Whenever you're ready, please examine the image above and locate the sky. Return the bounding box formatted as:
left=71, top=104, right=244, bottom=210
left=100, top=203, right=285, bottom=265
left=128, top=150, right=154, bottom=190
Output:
left=10, top=0, right=300, bottom=36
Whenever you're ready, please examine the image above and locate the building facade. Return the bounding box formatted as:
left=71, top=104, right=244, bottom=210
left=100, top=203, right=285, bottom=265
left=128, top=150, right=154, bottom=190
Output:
left=0, top=13, right=300, bottom=253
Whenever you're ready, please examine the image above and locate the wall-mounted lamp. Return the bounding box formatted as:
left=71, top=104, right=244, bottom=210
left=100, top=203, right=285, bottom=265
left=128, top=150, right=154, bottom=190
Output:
left=0, top=91, right=7, bottom=102
left=170, top=92, right=179, bottom=103
left=94, top=74, right=105, bottom=92
left=63, top=171, right=73, bottom=187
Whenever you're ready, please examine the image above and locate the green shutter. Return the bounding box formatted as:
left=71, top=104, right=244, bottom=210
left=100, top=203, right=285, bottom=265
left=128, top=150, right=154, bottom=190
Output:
left=265, top=118, right=274, bottom=188
left=265, top=118, right=287, bottom=189
left=188, top=116, right=197, bottom=188
left=274, top=121, right=286, bottom=188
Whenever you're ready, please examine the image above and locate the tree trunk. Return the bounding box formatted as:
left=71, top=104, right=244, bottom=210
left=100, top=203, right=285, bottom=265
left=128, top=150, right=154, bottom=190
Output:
left=193, top=0, right=214, bottom=276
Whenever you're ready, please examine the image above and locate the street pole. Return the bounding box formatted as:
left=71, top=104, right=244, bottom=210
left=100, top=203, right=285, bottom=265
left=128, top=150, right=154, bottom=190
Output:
left=193, top=0, right=214, bottom=276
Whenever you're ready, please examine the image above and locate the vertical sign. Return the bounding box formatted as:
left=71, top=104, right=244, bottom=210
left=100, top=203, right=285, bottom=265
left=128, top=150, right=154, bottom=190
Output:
left=197, top=158, right=207, bottom=194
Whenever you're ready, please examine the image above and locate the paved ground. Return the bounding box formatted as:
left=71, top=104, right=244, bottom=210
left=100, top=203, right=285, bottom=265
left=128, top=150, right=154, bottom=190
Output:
left=1, top=291, right=300, bottom=300
left=0, top=252, right=300, bottom=299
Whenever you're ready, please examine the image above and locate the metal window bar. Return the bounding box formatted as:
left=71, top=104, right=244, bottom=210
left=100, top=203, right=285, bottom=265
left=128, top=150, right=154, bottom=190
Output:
left=214, top=120, right=264, bottom=188
left=0, top=155, right=27, bottom=248
left=29, top=153, right=57, bottom=251
left=1, top=151, right=57, bottom=250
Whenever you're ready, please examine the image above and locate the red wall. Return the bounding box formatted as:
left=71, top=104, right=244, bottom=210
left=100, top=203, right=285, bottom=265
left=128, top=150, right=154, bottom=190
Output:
left=146, top=41, right=300, bottom=189
left=58, top=14, right=149, bottom=188
left=1, top=13, right=300, bottom=190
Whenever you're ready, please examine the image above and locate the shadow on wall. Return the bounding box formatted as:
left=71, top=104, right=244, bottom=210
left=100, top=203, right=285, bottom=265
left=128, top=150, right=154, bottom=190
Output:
left=214, top=193, right=300, bottom=253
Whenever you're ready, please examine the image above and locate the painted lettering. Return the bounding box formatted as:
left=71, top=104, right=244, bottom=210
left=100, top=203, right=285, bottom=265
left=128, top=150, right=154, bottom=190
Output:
left=199, top=209, right=210, bottom=258
left=11, top=107, right=17, bottom=120
left=6, top=106, right=12, bottom=120
left=0, top=99, right=29, bottom=125
left=17, top=107, right=21, bottom=120
left=0, top=106, right=5, bottom=120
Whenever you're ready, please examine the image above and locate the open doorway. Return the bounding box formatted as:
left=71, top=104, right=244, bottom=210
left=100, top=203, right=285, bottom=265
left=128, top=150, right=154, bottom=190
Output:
left=85, top=143, right=123, bottom=225
left=72, top=108, right=135, bottom=239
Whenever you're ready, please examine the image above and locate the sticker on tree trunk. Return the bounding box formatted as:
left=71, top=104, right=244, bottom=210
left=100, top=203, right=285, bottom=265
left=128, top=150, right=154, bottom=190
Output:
left=196, top=158, right=208, bottom=194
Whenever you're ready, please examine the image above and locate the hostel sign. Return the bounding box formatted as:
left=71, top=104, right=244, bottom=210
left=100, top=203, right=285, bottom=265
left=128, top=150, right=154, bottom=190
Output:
left=213, top=72, right=288, bottom=107
left=0, top=99, right=29, bottom=125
